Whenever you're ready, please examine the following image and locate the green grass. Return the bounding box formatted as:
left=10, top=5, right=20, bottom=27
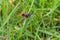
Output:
left=0, top=0, right=60, bottom=40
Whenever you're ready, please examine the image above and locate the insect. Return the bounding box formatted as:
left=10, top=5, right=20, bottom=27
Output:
left=19, top=11, right=30, bottom=18
left=16, top=11, right=31, bottom=24
left=22, top=13, right=30, bottom=18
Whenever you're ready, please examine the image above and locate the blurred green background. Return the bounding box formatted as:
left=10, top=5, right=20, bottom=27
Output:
left=0, top=0, right=60, bottom=40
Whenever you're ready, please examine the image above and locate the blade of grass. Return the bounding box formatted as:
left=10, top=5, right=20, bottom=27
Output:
left=28, top=0, right=34, bottom=13
left=44, top=1, right=60, bottom=17
left=39, top=29, right=60, bottom=38
left=0, top=1, right=20, bottom=29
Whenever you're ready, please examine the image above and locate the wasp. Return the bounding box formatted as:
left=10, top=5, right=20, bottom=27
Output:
left=22, top=13, right=30, bottom=18
left=16, top=11, right=30, bottom=25
left=18, top=11, right=30, bottom=18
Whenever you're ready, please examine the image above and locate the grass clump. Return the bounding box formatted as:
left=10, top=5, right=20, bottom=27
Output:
left=0, top=0, right=60, bottom=40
